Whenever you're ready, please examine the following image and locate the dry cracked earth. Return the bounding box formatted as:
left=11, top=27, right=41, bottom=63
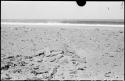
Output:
left=1, top=25, right=124, bottom=80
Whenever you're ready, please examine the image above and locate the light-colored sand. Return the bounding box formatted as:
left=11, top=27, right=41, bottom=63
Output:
left=1, top=24, right=124, bottom=80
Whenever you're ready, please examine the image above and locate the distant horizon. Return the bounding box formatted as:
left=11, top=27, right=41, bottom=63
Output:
left=1, top=19, right=124, bottom=25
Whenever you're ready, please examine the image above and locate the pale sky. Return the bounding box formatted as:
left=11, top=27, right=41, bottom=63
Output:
left=1, top=1, right=124, bottom=19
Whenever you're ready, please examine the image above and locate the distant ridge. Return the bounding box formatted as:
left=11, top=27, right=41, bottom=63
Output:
left=1, top=19, right=124, bottom=25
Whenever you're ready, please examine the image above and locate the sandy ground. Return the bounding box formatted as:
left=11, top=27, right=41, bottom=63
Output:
left=1, top=24, right=124, bottom=80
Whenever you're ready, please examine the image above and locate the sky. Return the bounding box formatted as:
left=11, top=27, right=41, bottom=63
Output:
left=1, top=1, right=124, bottom=20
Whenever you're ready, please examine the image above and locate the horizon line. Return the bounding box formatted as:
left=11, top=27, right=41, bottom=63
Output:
left=1, top=19, right=124, bottom=25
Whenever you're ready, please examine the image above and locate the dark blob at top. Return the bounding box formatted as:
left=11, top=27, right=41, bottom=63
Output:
left=76, top=1, right=86, bottom=7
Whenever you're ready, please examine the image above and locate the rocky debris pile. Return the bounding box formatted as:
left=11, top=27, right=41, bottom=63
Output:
left=1, top=46, right=88, bottom=80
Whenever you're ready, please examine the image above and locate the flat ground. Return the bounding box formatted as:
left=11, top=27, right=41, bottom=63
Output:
left=1, top=24, right=124, bottom=80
